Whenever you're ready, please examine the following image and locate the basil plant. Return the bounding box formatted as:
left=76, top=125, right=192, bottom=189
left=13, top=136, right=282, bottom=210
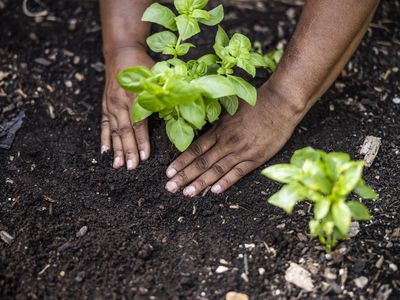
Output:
left=262, top=147, right=378, bottom=252
left=117, top=0, right=281, bottom=151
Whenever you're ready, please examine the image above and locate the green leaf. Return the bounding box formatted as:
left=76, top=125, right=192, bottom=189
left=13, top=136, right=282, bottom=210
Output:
left=191, top=9, right=210, bottom=20
left=215, top=26, right=229, bottom=47
left=199, top=5, right=224, bottom=26
left=152, top=61, right=171, bottom=75
left=117, top=66, right=153, bottom=93
left=347, top=201, right=371, bottom=221
left=142, top=3, right=178, bottom=31
left=250, top=52, right=267, bottom=67
left=176, top=43, right=195, bottom=56
left=174, top=0, right=208, bottom=14
left=290, top=147, right=320, bottom=167
left=355, top=180, right=378, bottom=200
left=205, top=98, right=221, bottom=123
left=336, top=161, right=364, bottom=195
left=159, top=108, right=175, bottom=121
left=166, top=117, right=195, bottom=152
left=228, top=75, right=257, bottom=106
left=309, top=219, right=321, bottom=237
left=146, top=31, right=178, bottom=53
left=332, top=201, right=351, bottom=236
left=314, top=198, right=330, bottom=220
left=179, top=98, right=206, bottom=129
left=237, top=58, right=256, bottom=77
left=324, top=152, right=351, bottom=181
left=228, top=33, right=252, bottom=56
left=175, top=14, right=200, bottom=41
left=191, top=75, right=236, bottom=99
left=261, top=164, right=302, bottom=184
left=167, top=79, right=201, bottom=105
left=137, top=91, right=166, bottom=112
left=131, top=101, right=152, bottom=123
left=267, top=182, right=305, bottom=214
left=301, top=160, right=332, bottom=194
left=220, top=95, right=238, bottom=116
left=198, top=54, right=218, bottom=66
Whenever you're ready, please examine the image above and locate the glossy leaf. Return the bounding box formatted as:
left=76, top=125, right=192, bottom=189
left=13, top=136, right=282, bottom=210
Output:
left=314, top=198, right=330, bottom=220
left=220, top=95, right=239, bottom=116
left=131, top=101, right=152, bottom=123
left=215, top=26, right=229, bottom=47
left=347, top=201, right=371, bottom=220
left=176, top=14, right=200, bottom=41
left=332, top=201, right=351, bottom=236
left=117, top=66, right=152, bottom=93
left=174, top=0, right=208, bottom=14
left=166, top=117, right=195, bottom=152
left=267, top=182, right=305, bottom=214
left=137, top=91, right=166, bottom=112
left=176, top=43, right=195, bottom=56
left=336, top=161, right=364, bottom=195
left=199, top=5, right=224, bottom=26
left=228, top=75, right=257, bottom=106
left=205, top=98, right=221, bottom=123
left=179, top=98, right=206, bottom=129
left=191, top=75, right=236, bottom=99
left=354, top=180, right=378, bottom=200
left=142, top=3, right=177, bottom=31
left=147, top=31, right=177, bottom=53
left=261, top=164, right=302, bottom=184
left=290, top=147, right=320, bottom=167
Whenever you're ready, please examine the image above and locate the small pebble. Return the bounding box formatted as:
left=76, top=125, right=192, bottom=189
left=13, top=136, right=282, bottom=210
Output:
left=216, top=266, right=229, bottom=273
left=225, top=291, right=249, bottom=300
left=354, top=276, right=368, bottom=289
left=0, top=231, right=14, bottom=244
left=392, top=97, right=400, bottom=104
left=76, top=226, right=88, bottom=237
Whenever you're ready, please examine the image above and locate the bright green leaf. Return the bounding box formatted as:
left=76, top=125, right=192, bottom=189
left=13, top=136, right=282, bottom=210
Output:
left=261, top=164, right=302, bottom=184
left=205, top=98, right=221, bottom=123
left=267, top=182, right=305, bottom=214
left=179, top=98, right=206, bottom=129
left=250, top=52, right=267, bottom=67
left=174, top=0, right=208, bottom=14
left=290, top=147, right=320, bottom=167
left=175, top=14, right=200, bottom=41
left=176, top=43, right=195, bottom=56
left=166, top=117, right=195, bottom=152
left=142, top=3, right=178, bottom=31
left=355, top=180, right=378, bottom=200
left=137, top=91, right=166, bottom=112
left=237, top=58, right=256, bottom=77
left=314, top=198, right=330, bottom=220
left=309, top=219, right=321, bottom=236
left=191, top=75, right=236, bottom=99
left=146, top=31, right=177, bottom=53
left=191, top=9, right=210, bottom=20
left=336, top=161, right=364, bottom=195
left=220, top=95, right=239, bottom=116
left=199, top=5, right=224, bottom=26
left=347, top=201, right=371, bottom=221
left=131, top=101, right=152, bottom=123
left=332, top=201, right=351, bottom=236
left=198, top=54, right=218, bottom=66
left=215, top=26, right=229, bottom=47
left=117, top=66, right=152, bottom=93
left=228, top=75, right=257, bottom=106
left=168, top=79, right=201, bottom=105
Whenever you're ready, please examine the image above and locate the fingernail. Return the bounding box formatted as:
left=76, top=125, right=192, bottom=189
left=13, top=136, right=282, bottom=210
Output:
left=211, top=184, right=221, bottom=194
left=127, top=159, right=134, bottom=170
left=101, top=145, right=109, bottom=154
left=140, top=151, right=147, bottom=161
left=113, top=156, right=122, bottom=168
left=165, top=181, right=178, bottom=193
left=183, top=186, right=196, bottom=197
left=166, top=167, right=177, bottom=178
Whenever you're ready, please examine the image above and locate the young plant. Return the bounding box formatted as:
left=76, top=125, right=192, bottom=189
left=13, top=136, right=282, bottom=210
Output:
left=262, top=147, right=378, bottom=252
left=117, top=0, right=281, bottom=151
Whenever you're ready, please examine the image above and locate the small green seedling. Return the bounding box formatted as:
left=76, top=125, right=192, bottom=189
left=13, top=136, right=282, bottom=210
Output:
left=117, top=0, right=281, bottom=151
left=262, top=147, right=378, bottom=252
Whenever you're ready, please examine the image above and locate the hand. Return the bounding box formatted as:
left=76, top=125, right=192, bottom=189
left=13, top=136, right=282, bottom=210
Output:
left=164, top=85, right=307, bottom=196
left=101, top=47, right=154, bottom=170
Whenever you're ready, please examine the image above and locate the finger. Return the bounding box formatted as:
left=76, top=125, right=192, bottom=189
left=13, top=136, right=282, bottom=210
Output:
left=113, top=109, right=140, bottom=170
left=182, top=154, right=238, bottom=197
left=109, top=115, right=125, bottom=169
left=100, top=114, right=111, bottom=153
left=165, top=144, right=228, bottom=193
left=166, top=132, right=216, bottom=179
left=211, top=161, right=257, bottom=194
left=133, top=119, right=150, bottom=161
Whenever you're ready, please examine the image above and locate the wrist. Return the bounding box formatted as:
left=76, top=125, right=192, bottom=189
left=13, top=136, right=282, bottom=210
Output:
left=103, top=41, right=148, bottom=61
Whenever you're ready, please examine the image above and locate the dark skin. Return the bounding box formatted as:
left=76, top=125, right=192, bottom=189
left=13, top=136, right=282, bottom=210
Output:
left=100, top=0, right=379, bottom=196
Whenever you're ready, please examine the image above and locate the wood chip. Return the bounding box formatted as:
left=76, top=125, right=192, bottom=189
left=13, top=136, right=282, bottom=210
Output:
left=285, top=262, right=314, bottom=292
left=360, top=136, right=381, bottom=167
left=0, top=230, right=14, bottom=244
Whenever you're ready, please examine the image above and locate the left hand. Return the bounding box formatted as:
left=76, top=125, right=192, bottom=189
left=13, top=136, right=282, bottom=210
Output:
left=164, top=85, right=307, bottom=197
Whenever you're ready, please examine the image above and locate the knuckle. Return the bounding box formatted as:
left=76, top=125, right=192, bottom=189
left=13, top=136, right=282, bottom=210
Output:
left=119, top=126, right=132, bottom=137
left=227, top=134, right=241, bottom=145
left=196, top=179, right=207, bottom=189
left=233, top=166, right=245, bottom=177
left=212, top=164, right=225, bottom=175
left=133, top=120, right=146, bottom=129
left=177, top=170, right=188, bottom=182
left=189, top=142, right=203, bottom=156
left=107, top=94, right=126, bottom=111
left=194, top=157, right=209, bottom=171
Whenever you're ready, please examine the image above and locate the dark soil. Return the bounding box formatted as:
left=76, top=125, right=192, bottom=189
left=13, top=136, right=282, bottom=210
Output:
left=1, top=0, right=399, bottom=299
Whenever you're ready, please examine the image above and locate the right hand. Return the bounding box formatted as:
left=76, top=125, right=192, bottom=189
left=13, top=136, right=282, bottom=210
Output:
left=101, top=47, right=154, bottom=170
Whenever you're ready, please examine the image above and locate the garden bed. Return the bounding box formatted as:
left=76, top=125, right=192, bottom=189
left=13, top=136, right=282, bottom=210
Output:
left=1, top=0, right=399, bottom=299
